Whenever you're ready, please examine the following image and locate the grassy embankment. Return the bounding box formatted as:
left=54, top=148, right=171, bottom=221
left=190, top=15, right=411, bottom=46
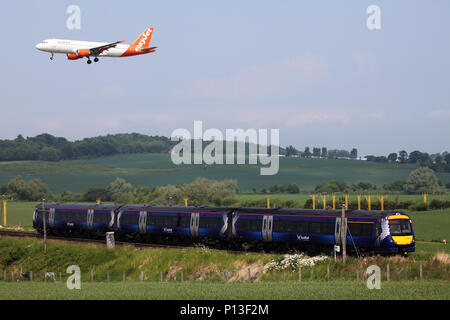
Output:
left=0, top=236, right=448, bottom=299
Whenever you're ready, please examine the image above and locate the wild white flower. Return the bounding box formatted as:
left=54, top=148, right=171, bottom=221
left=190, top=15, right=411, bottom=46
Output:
left=263, top=253, right=328, bottom=272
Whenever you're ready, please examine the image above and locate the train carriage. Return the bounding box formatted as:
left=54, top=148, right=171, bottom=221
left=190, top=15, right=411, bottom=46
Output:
left=117, top=205, right=234, bottom=245
left=33, top=203, right=117, bottom=236
left=32, top=203, right=415, bottom=255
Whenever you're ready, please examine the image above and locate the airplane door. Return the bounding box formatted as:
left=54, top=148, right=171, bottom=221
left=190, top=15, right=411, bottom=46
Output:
left=138, top=211, right=147, bottom=234
left=262, top=215, right=273, bottom=242
left=190, top=213, right=199, bottom=237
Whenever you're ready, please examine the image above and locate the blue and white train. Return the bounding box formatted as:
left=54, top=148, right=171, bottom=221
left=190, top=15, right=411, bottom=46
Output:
left=33, top=203, right=415, bottom=255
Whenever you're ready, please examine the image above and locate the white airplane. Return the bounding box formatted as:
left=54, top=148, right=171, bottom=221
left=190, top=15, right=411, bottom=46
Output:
left=36, top=27, right=157, bottom=64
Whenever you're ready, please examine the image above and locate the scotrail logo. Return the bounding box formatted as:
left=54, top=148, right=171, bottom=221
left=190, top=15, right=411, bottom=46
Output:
left=170, top=121, right=280, bottom=175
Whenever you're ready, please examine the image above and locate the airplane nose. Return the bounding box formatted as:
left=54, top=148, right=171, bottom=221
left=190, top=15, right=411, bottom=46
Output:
left=36, top=43, right=43, bottom=50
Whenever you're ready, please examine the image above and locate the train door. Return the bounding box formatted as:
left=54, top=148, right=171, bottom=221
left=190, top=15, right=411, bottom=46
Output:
left=138, top=211, right=147, bottom=234
left=227, top=211, right=234, bottom=239
left=190, top=213, right=199, bottom=237
left=49, top=208, right=55, bottom=228
left=262, top=215, right=273, bottom=242
left=87, top=209, right=94, bottom=230
left=335, top=218, right=341, bottom=246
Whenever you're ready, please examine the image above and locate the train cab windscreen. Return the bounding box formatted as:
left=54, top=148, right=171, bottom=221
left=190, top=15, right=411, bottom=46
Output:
left=389, top=219, right=412, bottom=236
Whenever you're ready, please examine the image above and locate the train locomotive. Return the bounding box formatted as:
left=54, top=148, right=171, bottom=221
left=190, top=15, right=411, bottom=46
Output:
left=33, top=203, right=415, bottom=255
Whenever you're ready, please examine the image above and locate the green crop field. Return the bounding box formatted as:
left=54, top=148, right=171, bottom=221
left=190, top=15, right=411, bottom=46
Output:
left=1, top=154, right=449, bottom=193
left=0, top=281, right=448, bottom=300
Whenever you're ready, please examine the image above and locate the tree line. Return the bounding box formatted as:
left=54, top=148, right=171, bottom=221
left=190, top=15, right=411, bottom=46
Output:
left=364, top=150, right=450, bottom=172
left=284, top=146, right=358, bottom=159
left=0, top=133, right=176, bottom=161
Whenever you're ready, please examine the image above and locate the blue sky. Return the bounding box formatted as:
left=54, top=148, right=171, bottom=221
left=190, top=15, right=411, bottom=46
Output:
left=0, top=0, right=449, bottom=156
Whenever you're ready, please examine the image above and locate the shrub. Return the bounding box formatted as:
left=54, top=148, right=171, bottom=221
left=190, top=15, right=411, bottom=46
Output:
left=409, top=202, right=428, bottom=211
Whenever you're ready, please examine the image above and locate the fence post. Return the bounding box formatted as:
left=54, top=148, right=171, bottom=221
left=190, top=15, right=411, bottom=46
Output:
left=272, top=269, right=276, bottom=281
left=419, top=263, right=423, bottom=280
left=140, top=271, right=144, bottom=282
left=123, top=271, right=126, bottom=282
left=298, top=267, right=302, bottom=282
left=59, top=272, right=62, bottom=282
left=387, top=264, right=390, bottom=282
left=30, top=271, right=33, bottom=281
left=181, top=270, right=184, bottom=282
left=107, top=271, right=110, bottom=282
left=90, top=269, right=94, bottom=281
left=310, top=268, right=314, bottom=280
left=327, top=264, right=330, bottom=281
left=160, top=271, right=163, bottom=282
left=224, top=270, right=228, bottom=282
left=356, top=268, right=359, bottom=281
left=248, top=268, right=251, bottom=282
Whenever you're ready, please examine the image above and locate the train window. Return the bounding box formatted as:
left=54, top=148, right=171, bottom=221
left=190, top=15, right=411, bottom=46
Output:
left=147, top=215, right=163, bottom=226
left=199, top=217, right=222, bottom=229
left=389, top=219, right=412, bottom=236
left=94, top=213, right=110, bottom=224
left=121, top=213, right=139, bottom=225
left=54, top=211, right=86, bottom=222
left=178, top=216, right=191, bottom=227
left=309, top=222, right=321, bottom=234
left=320, top=222, right=334, bottom=234
left=348, top=223, right=373, bottom=237
left=237, top=218, right=262, bottom=231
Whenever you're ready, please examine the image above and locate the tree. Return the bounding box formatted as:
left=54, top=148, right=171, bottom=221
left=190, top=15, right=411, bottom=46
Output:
left=107, top=178, right=134, bottom=202
left=403, top=167, right=441, bottom=194
left=39, top=147, right=60, bottom=161
left=321, top=147, right=328, bottom=158
left=383, top=179, right=406, bottom=191
left=4, top=175, right=52, bottom=201
left=83, top=188, right=112, bottom=202
left=444, top=153, right=450, bottom=164
left=350, top=148, right=358, bottom=159
left=387, top=153, right=397, bottom=162
left=312, top=147, right=321, bottom=157
left=303, top=147, right=311, bottom=158
left=285, top=145, right=298, bottom=157
left=398, top=150, right=408, bottom=163
left=408, top=150, right=422, bottom=164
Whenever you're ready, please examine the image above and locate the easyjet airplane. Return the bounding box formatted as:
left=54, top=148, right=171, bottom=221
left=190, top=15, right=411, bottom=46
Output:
left=35, top=27, right=157, bottom=64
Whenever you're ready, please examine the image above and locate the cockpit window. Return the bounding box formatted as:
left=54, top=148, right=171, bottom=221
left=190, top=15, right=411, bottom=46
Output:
left=389, top=219, right=412, bottom=236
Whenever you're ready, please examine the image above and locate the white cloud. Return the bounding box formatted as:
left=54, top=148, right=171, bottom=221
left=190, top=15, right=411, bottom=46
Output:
left=175, top=53, right=328, bottom=99
left=428, top=108, right=450, bottom=119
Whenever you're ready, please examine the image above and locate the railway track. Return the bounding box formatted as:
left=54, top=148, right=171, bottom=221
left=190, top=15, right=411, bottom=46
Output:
left=0, top=229, right=244, bottom=254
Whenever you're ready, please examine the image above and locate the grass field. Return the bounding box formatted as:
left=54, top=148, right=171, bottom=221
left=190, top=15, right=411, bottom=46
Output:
left=0, top=281, right=448, bottom=300
left=0, top=235, right=449, bottom=300
left=2, top=154, right=449, bottom=193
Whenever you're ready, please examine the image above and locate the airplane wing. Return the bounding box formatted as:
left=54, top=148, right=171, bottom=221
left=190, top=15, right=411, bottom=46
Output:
left=89, top=40, right=124, bottom=56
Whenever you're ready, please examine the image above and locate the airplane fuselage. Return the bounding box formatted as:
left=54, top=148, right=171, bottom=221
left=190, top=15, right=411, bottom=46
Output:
left=36, top=39, right=132, bottom=57
left=35, top=27, right=156, bottom=63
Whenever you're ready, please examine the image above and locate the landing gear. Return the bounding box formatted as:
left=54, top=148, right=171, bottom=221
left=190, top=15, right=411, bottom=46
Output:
left=94, top=57, right=99, bottom=63
left=50, top=53, right=54, bottom=61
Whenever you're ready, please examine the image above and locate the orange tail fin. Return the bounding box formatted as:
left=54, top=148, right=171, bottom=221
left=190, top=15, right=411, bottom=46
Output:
left=132, top=27, right=153, bottom=52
